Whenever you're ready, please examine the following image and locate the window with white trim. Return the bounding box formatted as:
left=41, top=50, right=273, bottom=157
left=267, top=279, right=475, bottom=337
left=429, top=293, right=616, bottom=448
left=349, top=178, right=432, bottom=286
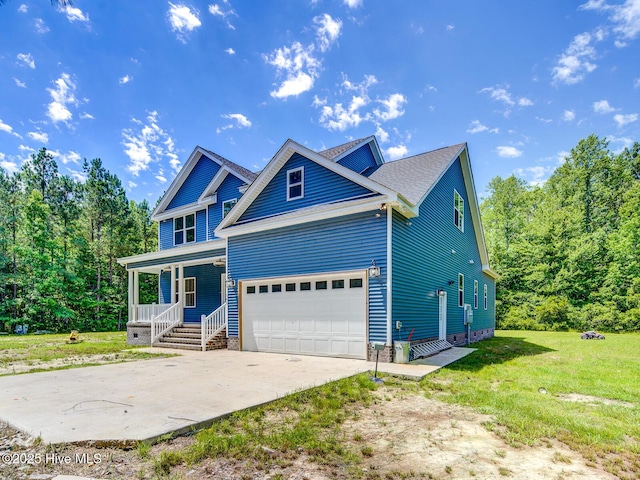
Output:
left=287, top=167, right=304, bottom=200
left=454, top=189, right=464, bottom=232
left=484, top=284, right=488, bottom=310
left=175, top=277, right=196, bottom=307
left=458, top=273, right=464, bottom=307
left=474, top=280, right=478, bottom=309
left=174, top=214, right=195, bottom=245
left=222, top=198, right=237, bottom=218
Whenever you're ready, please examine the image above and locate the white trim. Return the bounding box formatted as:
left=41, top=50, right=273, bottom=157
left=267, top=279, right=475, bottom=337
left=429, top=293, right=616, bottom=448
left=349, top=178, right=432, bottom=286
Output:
left=454, top=189, right=464, bottom=232
left=458, top=273, right=464, bottom=308
left=484, top=283, right=488, bottom=310
left=117, top=238, right=226, bottom=266
left=199, top=168, right=229, bottom=201
left=386, top=205, right=392, bottom=345
left=153, top=200, right=214, bottom=222
left=330, top=136, right=385, bottom=168
left=216, top=196, right=389, bottom=239
left=183, top=277, right=196, bottom=308
left=173, top=213, right=196, bottom=247
left=286, top=166, right=304, bottom=201
left=474, top=279, right=478, bottom=309
left=222, top=197, right=238, bottom=218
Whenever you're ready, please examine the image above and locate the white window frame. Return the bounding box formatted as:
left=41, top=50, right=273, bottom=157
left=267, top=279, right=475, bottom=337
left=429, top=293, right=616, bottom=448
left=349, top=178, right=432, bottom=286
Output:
left=175, top=277, right=196, bottom=308
left=484, top=284, right=488, bottom=310
left=454, top=189, right=464, bottom=232
left=474, top=280, right=478, bottom=309
left=286, top=166, right=304, bottom=201
left=458, top=273, right=464, bottom=307
left=222, top=198, right=237, bottom=218
left=174, top=213, right=196, bottom=246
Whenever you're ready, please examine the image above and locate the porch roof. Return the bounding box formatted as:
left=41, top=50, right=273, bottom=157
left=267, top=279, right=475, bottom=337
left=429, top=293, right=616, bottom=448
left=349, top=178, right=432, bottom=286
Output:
left=117, top=239, right=226, bottom=273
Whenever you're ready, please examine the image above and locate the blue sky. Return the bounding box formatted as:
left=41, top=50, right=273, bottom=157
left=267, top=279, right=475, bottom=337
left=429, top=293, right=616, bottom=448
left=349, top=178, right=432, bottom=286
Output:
left=1, top=0, right=639, bottom=204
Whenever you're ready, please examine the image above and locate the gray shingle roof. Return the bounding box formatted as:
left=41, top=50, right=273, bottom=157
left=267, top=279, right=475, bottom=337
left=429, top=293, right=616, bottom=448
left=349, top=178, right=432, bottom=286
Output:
left=200, top=146, right=258, bottom=182
left=317, top=137, right=368, bottom=160
left=369, top=143, right=466, bottom=205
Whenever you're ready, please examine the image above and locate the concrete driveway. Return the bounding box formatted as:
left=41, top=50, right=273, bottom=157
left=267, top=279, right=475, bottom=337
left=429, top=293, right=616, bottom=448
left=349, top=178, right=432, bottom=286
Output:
left=0, top=348, right=473, bottom=445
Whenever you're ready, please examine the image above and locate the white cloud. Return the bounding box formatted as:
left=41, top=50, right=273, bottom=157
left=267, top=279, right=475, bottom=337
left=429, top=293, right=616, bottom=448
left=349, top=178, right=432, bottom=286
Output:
left=582, top=0, right=640, bottom=42
left=314, top=13, right=342, bottom=52
left=34, top=18, right=49, bottom=34
left=386, top=144, right=408, bottom=160
left=635, top=78, right=640, bottom=88
left=80, top=112, right=94, bottom=120
left=225, top=48, right=235, bottom=55
left=375, top=126, right=389, bottom=144
left=168, top=3, right=201, bottom=42
left=467, top=120, right=499, bottom=134
left=121, top=111, right=180, bottom=177
left=496, top=146, right=523, bottom=158
left=265, top=42, right=320, bottom=99
left=27, top=131, right=49, bottom=144
left=0, top=157, right=19, bottom=175
left=536, top=116, right=553, bottom=123
left=0, top=119, right=19, bottom=137
left=63, top=5, right=90, bottom=23
left=342, top=74, right=377, bottom=95
left=67, top=168, right=86, bottom=183
left=479, top=86, right=514, bottom=106
left=119, top=75, right=132, bottom=85
left=128, top=181, right=138, bottom=189
left=155, top=174, right=168, bottom=184
left=217, top=113, right=252, bottom=133
left=593, top=99, right=615, bottom=113
left=46, top=73, right=78, bottom=124
left=374, top=93, right=407, bottom=121
left=19, top=145, right=35, bottom=152
left=608, top=135, right=634, bottom=153
left=518, top=97, right=534, bottom=106
left=563, top=110, right=576, bottom=121
left=208, top=2, right=236, bottom=29
left=17, top=53, right=35, bottom=69
left=58, top=151, right=81, bottom=164
left=514, top=166, right=553, bottom=186
left=318, top=95, right=370, bottom=131
left=343, top=0, right=363, bottom=7
left=613, top=113, right=638, bottom=127
left=18, top=4, right=27, bottom=12
left=552, top=32, right=600, bottom=84
left=13, top=78, right=26, bottom=88
left=446, top=24, right=455, bottom=31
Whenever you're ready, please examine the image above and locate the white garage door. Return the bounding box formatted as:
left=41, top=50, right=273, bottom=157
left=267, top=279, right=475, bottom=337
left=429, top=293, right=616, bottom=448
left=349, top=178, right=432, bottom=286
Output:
left=241, top=271, right=367, bottom=359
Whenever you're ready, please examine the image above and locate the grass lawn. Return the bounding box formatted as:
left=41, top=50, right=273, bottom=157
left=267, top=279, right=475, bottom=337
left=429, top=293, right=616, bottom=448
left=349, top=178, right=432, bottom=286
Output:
left=421, top=330, right=640, bottom=478
left=0, top=331, right=169, bottom=375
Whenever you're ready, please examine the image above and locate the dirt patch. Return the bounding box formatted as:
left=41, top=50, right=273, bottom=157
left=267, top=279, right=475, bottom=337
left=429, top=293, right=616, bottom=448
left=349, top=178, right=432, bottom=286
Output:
left=0, top=386, right=617, bottom=480
left=556, top=393, right=635, bottom=408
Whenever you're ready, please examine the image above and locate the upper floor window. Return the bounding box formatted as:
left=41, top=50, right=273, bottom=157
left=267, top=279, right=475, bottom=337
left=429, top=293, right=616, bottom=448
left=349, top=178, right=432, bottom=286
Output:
left=458, top=273, right=464, bottom=307
left=287, top=167, right=304, bottom=201
left=454, top=189, right=464, bottom=232
left=222, top=198, right=237, bottom=218
left=174, top=214, right=195, bottom=245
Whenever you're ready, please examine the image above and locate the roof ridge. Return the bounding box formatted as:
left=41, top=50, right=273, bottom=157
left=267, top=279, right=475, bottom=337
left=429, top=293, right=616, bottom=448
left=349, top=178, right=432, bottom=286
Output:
left=317, top=137, right=370, bottom=159
left=199, top=145, right=258, bottom=181
left=383, top=142, right=465, bottom=164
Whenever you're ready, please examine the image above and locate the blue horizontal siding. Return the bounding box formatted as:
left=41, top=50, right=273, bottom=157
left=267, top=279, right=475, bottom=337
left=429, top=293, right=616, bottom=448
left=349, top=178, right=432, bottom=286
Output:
left=337, top=144, right=379, bottom=176
left=226, top=210, right=388, bottom=341
left=158, top=209, right=206, bottom=250
left=159, top=220, right=172, bottom=250
left=391, top=157, right=495, bottom=341
left=208, top=174, right=246, bottom=239
left=159, top=265, right=225, bottom=322
left=167, top=155, right=220, bottom=210
left=238, top=153, right=374, bottom=223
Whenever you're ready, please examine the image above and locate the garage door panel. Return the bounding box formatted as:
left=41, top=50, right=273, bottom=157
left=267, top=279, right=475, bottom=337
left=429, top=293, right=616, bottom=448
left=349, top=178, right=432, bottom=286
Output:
left=242, top=272, right=366, bottom=359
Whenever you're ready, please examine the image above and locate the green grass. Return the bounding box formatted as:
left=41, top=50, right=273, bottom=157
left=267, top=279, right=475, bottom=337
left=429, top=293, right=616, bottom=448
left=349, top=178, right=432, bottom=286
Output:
left=420, top=330, right=640, bottom=478
left=0, top=331, right=171, bottom=375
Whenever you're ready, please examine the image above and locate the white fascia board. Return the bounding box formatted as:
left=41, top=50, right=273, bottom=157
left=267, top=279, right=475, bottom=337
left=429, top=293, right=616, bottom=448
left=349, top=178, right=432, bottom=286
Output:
left=483, top=265, right=500, bottom=279
left=215, top=196, right=390, bottom=239
left=217, top=139, right=400, bottom=231
left=117, top=239, right=226, bottom=266
left=152, top=198, right=217, bottom=222
left=199, top=168, right=230, bottom=201
left=152, top=147, right=204, bottom=218
left=330, top=136, right=384, bottom=167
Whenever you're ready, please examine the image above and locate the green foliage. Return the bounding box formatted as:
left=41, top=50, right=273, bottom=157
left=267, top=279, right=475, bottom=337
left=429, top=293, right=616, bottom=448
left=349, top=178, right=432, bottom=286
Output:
left=482, top=135, right=640, bottom=332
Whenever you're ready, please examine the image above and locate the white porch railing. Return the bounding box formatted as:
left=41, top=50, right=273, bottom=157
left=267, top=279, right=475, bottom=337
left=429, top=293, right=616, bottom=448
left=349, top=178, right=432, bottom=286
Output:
left=151, top=303, right=181, bottom=344
left=201, top=303, right=227, bottom=351
left=136, top=303, right=172, bottom=322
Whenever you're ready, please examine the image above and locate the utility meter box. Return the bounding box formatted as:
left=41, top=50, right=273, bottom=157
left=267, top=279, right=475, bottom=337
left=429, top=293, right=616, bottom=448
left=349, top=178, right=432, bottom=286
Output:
left=394, top=341, right=410, bottom=364
left=464, top=304, right=474, bottom=325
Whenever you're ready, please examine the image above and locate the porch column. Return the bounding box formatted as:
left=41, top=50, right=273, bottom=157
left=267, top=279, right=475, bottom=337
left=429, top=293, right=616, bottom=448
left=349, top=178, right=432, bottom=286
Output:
left=128, top=269, right=134, bottom=322
left=178, top=264, right=184, bottom=323
left=170, top=265, right=176, bottom=304
left=133, top=270, right=139, bottom=321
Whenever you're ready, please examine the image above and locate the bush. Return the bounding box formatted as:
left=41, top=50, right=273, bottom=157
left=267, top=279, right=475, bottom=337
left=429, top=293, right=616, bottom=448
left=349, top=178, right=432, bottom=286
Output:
left=499, top=303, right=546, bottom=330
left=534, top=296, right=573, bottom=330
left=572, top=302, right=621, bottom=332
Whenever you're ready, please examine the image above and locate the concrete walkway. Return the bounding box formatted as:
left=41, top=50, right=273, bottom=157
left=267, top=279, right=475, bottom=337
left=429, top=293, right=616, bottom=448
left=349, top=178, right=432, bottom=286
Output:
left=0, top=347, right=473, bottom=445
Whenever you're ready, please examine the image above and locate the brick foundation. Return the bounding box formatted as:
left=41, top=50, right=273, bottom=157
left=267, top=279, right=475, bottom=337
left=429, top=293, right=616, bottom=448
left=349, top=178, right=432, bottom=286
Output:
left=126, top=322, right=151, bottom=346
left=227, top=336, right=240, bottom=351
left=368, top=343, right=393, bottom=363
left=206, top=329, right=228, bottom=350
left=447, top=327, right=495, bottom=346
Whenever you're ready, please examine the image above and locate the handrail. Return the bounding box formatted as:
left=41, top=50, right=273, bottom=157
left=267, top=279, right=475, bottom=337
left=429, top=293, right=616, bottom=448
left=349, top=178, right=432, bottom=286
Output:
left=201, top=303, right=227, bottom=351
left=151, top=303, right=181, bottom=344
left=136, top=303, right=171, bottom=322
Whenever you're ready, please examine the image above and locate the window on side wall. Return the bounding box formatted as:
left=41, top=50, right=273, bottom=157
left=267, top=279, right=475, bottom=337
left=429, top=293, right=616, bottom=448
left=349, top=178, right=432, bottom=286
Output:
left=174, top=213, right=195, bottom=245
left=454, top=189, right=464, bottom=232
left=458, top=273, right=464, bottom=307
left=175, top=277, right=196, bottom=307
left=287, top=167, right=304, bottom=201
left=484, top=284, right=488, bottom=310
left=222, top=199, right=237, bottom=218
left=474, top=280, right=478, bottom=309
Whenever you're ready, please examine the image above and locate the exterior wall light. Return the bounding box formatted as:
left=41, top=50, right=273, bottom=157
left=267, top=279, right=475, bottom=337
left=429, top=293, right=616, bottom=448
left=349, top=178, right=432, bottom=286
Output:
left=369, top=260, right=381, bottom=278
left=225, top=277, right=236, bottom=288
left=469, top=260, right=475, bottom=264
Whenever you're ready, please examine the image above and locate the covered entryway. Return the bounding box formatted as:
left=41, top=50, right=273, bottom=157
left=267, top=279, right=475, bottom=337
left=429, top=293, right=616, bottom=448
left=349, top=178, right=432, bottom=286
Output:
left=240, top=271, right=367, bottom=359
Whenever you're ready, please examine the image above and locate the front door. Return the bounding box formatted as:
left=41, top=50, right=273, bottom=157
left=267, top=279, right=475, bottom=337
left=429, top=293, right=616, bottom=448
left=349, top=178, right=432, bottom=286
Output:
left=438, top=291, right=447, bottom=341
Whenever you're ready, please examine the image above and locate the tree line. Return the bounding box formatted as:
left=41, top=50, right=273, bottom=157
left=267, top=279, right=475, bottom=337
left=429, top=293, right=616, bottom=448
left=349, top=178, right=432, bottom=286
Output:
left=481, top=134, right=640, bottom=332
left=0, top=148, right=158, bottom=333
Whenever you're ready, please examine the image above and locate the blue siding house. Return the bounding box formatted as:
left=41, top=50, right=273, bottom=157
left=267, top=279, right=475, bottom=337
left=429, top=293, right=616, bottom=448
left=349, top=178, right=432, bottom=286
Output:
left=118, top=136, right=497, bottom=360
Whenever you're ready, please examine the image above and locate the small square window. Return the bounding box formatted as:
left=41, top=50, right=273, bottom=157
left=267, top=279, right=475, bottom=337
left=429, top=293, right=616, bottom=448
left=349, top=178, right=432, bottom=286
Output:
left=259, top=285, right=268, bottom=293
left=285, top=283, right=296, bottom=292
left=272, top=284, right=282, bottom=293
left=349, top=278, right=363, bottom=288
left=247, top=286, right=256, bottom=294
left=332, top=279, right=344, bottom=289
left=316, top=281, right=327, bottom=290
left=300, top=282, right=311, bottom=291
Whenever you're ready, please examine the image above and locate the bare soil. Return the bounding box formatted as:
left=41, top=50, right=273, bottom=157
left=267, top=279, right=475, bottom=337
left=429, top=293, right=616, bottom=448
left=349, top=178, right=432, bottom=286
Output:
left=0, top=387, right=617, bottom=480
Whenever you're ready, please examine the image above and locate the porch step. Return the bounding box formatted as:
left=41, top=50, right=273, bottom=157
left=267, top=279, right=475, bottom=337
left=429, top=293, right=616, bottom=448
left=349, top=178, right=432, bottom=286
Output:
left=152, top=341, right=202, bottom=351
left=410, top=339, right=454, bottom=359
left=152, top=324, right=227, bottom=352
